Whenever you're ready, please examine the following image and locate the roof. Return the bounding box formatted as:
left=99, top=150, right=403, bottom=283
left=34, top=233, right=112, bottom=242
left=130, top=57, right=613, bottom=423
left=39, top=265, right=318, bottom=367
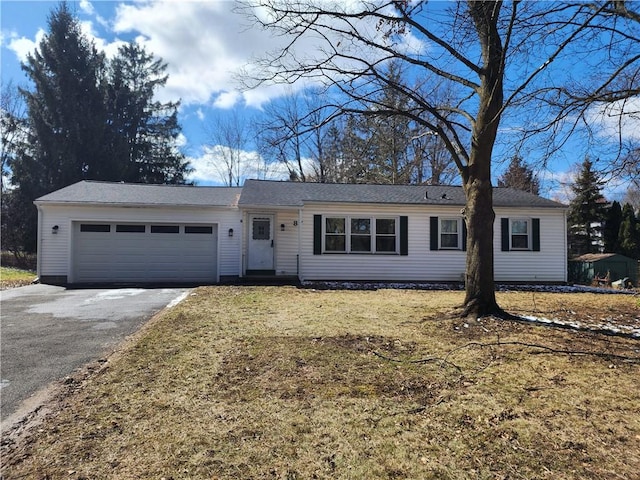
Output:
left=238, top=179, right=567, bottom=208
left=35, top=179, right=567, bottom=209
left=35, top=180, right=242, bottom=207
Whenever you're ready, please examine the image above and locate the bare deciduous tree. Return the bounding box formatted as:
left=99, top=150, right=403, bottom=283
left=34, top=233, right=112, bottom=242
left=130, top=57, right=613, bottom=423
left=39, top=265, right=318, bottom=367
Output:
left=240, top=0, right=640, bottom=318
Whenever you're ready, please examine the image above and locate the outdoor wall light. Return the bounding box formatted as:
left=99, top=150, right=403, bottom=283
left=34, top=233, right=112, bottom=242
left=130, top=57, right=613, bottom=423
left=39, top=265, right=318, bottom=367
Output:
left=280, top=223, right=286, bottom=232
left=228, top=228, right=234, bottom=237
left=52, top=225, right=59, bottom=234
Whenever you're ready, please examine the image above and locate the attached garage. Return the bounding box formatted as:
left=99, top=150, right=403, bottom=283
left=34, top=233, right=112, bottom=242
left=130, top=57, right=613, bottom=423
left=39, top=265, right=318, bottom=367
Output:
left=73, top=222, right=218, bottom=283
left=35, top=181, right=243, bottom=286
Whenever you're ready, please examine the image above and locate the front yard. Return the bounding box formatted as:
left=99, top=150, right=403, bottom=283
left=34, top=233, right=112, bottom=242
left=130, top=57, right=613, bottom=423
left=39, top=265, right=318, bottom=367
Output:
left=2, top=286, right=639, bottom=479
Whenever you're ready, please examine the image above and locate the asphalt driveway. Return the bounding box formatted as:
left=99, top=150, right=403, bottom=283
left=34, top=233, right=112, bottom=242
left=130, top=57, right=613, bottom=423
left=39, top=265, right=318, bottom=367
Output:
left=1, top=284, right=190, bottom=427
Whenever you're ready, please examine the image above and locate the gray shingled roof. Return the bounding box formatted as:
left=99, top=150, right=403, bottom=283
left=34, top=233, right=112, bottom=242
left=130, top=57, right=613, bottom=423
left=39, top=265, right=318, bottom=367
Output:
left=36, top=179, right=566, bottom=209
left=35, top=181, right=242, bottom=207
left=239, top=179, right=566, bottom=208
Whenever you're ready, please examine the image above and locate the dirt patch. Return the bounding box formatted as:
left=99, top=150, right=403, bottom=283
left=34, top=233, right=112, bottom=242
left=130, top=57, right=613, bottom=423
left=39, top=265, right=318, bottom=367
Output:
left=216, top=335, right=444, bottom=402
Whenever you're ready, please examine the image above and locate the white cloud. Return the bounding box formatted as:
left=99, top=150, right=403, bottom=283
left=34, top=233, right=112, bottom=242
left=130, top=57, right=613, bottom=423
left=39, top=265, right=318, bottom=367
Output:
left=587, top=97, right=640, bottom=142
left=213, top=91, right=242, bottom=110
left=187, top=144, right=289, bottom=186
left=112, top=0, right=268, bottom=107
left=79, top=0, right=95, bottom=16
left=110, top=0, right=395, bottom=109
left=6, top=29, right=45, bottom=63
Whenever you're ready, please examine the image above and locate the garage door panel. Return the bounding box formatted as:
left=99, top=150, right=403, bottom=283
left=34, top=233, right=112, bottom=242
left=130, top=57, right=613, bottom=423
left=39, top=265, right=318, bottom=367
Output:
left=73, top=223, right=218, bottom=283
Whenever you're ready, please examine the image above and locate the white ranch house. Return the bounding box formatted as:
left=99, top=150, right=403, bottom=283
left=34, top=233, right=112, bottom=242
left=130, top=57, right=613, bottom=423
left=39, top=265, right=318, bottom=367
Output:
left=35, top=179, right=568, bottom=285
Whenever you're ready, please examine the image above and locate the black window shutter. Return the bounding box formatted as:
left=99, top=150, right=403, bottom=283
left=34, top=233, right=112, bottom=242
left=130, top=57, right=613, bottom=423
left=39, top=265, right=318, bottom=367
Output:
left=501, top=218, right=510, bottom=251
left=400, top=216, right=408, bottom=255
left=313, top=215, right=322, bottom=255
left=430, top=217, right=439, bottom=250
left=462, top=219, right=467, bottom=251
left=532, top=218, right=540, bottom=251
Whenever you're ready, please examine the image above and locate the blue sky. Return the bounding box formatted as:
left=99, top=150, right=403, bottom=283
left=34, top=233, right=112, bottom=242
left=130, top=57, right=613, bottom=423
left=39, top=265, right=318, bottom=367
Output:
left=1, top=0, right=637, bottom=200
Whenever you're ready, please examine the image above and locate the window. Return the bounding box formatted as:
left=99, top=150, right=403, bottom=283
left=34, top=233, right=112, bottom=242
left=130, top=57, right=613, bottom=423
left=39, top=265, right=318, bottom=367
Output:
left=116, top=224, right=145, bottom=233
left=185, top=226, right=213, bottom=234
left=325, top=217, right=346, bottom=252
left=375, top=218, right=396, bottom=252
left=80, top=224, right=110, bottom=232
left=430, top=216, right=465, bottom=251
left=440, top=218, right=461, bottom=249
left=252, top=218, right=270, bottom=240
left=501, top=218, right=540, bottom=252
left=151, top=225, right=179, bottom=234
left=511, top=219, right=530, bottom=250
left=350, top=218, right=371, bottom=252
left=323, top=216, right=397, bottom=253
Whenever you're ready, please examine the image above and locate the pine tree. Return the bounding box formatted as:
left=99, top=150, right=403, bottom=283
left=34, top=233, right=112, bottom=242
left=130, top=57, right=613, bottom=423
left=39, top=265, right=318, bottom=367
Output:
left=105, top=42, right=190, bottom=184
left=497, top=156, right=540, bottom=194
left=567, top=158, right=608, bottom=257
left=7, top=3, right=191, bottom=253
left=618, top=203, right=639, bottom=259
left=17, top=1, right=112, bottom=193
left=603, top=201, right=622, bottom=253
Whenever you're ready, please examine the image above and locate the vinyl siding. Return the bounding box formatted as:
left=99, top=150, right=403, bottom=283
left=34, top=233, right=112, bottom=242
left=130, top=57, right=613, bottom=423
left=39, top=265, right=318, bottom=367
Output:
left=494, top=208, right=567, bottom=282
left=275, top=210, right=300, bottom=275
left=38, top=204, right=242, bottom=281
left=299, top=203, right=567, bottom=282
left=299, top=204, right=466, bottom=282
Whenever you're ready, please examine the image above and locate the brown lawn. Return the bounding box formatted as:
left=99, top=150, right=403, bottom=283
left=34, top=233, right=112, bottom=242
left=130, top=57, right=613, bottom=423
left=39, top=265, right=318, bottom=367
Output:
left=1, top=286, right=639, bottom=479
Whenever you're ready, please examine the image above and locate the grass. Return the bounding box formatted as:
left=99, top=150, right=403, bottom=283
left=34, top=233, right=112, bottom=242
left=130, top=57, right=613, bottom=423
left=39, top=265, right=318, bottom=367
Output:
left=0, top=266, right=36, bottom=289
left=2, top=286, right=639, bottom=479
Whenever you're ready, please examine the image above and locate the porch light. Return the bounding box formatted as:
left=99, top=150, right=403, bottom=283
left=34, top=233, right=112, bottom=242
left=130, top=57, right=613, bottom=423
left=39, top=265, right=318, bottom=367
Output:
left=228, top=228, right=234, bottom=237
left=280, top=223, right=286, bottom=232
left=52, top=225, right=59, bottom=234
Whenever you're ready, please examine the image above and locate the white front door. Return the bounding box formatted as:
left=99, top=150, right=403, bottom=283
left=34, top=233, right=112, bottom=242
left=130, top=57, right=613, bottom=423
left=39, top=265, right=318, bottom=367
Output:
left=247, top=215, right=274, bottom=271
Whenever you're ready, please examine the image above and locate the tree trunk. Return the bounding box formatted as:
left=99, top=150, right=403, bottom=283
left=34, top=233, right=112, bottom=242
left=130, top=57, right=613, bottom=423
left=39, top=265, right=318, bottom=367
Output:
left=461, top=0, right=506, bottom=319
left=462, top=162, right=502, bottom=318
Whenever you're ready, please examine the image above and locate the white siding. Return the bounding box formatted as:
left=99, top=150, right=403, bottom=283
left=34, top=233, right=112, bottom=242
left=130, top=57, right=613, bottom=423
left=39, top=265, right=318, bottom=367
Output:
left=299, top=203, right=567, bottom=283
left=275, top=210, right=300, bottom=275
left=299, top=204, right=463, bottom=282
left=494, top=208, right=567, bottom=282
left=38, top=204, right=242, bottom=282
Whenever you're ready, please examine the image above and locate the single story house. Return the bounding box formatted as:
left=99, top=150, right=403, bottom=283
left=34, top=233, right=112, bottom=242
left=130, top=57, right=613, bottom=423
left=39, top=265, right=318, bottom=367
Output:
left=34, top=179, right=568, bottom=285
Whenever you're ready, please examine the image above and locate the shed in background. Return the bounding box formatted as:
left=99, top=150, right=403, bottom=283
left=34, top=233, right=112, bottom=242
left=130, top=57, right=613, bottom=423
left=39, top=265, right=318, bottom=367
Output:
left=568, top=253, right=638, bottom=286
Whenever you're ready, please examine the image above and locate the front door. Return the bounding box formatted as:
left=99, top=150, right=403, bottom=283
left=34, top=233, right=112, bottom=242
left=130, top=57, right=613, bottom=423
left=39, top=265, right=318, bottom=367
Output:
left=247, top=214, right=274, bottom=272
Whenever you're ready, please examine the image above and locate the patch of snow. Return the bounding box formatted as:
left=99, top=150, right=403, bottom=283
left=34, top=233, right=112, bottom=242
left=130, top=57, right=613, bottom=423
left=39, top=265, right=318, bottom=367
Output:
left=521, top=315, right=640, bottom=338
left=167, top=291, right=190, bottom=308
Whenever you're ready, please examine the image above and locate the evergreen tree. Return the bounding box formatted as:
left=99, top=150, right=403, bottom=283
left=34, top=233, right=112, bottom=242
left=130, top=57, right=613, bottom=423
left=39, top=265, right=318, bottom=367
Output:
left=603, top=200, right=622, bottom=253
left=17, top=1, right=112, bottom=194
left=105, top=42, right=190, bottom=184
left=6, top=3, right=190, bottom=253
left=567, top=158, right=608, bottom=257
left=618, top=203, right=639, bottom=259
left=497, top=156, right=540, bottom=194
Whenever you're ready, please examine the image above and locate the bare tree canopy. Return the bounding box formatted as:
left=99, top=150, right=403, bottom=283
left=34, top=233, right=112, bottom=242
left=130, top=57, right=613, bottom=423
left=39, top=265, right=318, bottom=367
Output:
left=239, top=0, right=640, bottom=318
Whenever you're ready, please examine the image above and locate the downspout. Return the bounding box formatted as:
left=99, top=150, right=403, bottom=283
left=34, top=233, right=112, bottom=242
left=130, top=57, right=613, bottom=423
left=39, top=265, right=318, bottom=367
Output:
left=563, top=208, right=568, bottom=283
left=35, top=203, right=43, bottom=281
left=297, top=207, right=303, bottom=282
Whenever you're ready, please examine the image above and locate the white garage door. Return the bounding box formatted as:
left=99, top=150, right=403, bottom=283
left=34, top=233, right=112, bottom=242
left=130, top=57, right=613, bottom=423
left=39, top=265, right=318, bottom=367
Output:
left=73, top=222, right=218, bottom=283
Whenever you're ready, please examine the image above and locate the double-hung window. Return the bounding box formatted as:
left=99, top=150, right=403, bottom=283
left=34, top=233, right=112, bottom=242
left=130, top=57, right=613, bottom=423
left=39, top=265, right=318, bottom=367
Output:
left=325, top=217, right=346, bottom=252
left=501, top=217, right=540, bottom=252
left=324, top=216, right=397, bottom=253
left=375, top=218, right=396, bottom=252
left=439, top=218, right=461, bottom=249
left=350, top=218, right=371, bottom=252
left=510, top=219, right=530, bottom=250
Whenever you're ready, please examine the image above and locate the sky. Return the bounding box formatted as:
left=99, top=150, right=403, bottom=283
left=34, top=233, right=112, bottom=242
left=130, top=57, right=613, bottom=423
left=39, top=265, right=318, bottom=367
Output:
left=1, top=0, right=637, bottom=201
